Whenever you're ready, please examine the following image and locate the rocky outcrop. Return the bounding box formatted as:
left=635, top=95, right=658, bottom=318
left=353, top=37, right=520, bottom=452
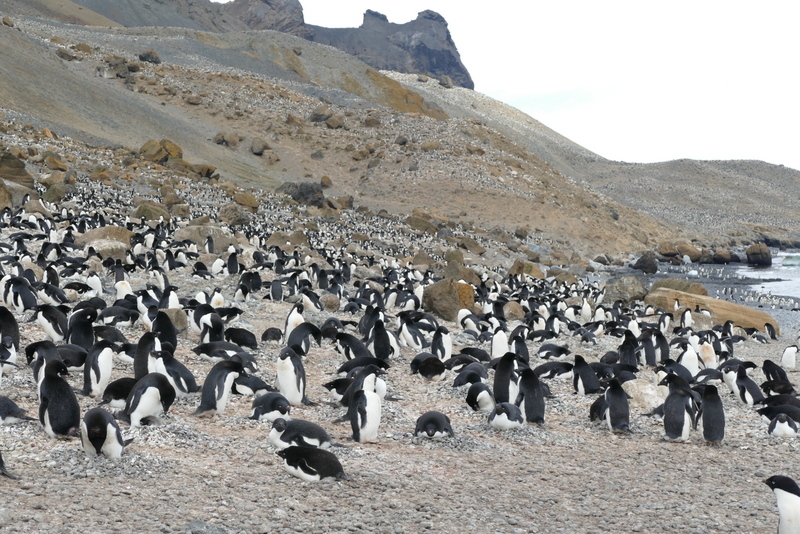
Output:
left=746, top=243, right=772, bottom=267
left=422, top=278, right=475, bottom=321
left=222, top=0, right=310, bottom=37
left=308, top=10, right=474, bottom=89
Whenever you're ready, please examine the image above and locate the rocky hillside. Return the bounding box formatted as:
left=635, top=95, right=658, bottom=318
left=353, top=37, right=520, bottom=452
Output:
left=4, top=0, right=473, bottom=88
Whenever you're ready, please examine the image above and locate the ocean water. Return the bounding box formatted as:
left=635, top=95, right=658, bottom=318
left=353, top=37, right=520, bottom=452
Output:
left=735, top=252, right=800, bottom=299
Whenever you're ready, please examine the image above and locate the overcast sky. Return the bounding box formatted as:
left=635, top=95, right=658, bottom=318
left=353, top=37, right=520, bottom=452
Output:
left=211, top=1, right=800, bottom=170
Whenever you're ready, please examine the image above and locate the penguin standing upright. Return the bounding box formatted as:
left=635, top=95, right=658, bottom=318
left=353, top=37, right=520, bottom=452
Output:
left=81, top=407, right=132, bottom=459
left=67, top=307, right=96, bottom=350
left=699, top=385, right=725, bottom=445
left=283, top=303, right=305, bottom=343
left=349, top=388, right=381, bottom=443
left=493, top=352, right=518, bottom=404
left=0, top=336, right=17, bottom=378
left=81, top=340, right=115, bottom=398
left=194, top=359, right=247, bottom=416
left=781, top=346, right=798, bottom=370
left=275, top=347, right=310, bottom=405
left=39, top=360, right=80, bottom=438
left=663, top=388, right=696, bottom=441
left=764, top=475, right=800, bottom=534
left=604, top=378, right=631, bottom=433
left=431, top=326, right=452, bottom=361
left=573, top=355, right=601, bottom=395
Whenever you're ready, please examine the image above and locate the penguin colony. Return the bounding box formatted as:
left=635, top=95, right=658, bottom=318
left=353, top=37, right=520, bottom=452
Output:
left=0, top=167, right=797, bottom=528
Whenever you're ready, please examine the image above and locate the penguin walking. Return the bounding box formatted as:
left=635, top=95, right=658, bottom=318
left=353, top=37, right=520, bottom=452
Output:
left=414, top=411, right=455, bottom=439
left=765, top=476, right=800, bottom=533
left=699, top=384, right=725, bottom=445
left=604, top=378, right=631, bottom=433
left=194, top=359, right=247, bottom=417
left=269, top=418, right=340, bottom=449
left=275, top=347, right=312, bottom=406
left=81, top=407, right=132, bottom=459
left=39, top=360, right=80, bottom=438
left=276, top=446, right=347, bottom=482
left=251, top=393, right=291, bottom=422
left=349, top=388, right=381, bottom=443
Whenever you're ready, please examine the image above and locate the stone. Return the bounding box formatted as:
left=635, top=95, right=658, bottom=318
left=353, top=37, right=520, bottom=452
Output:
left=746, top=243, right=772, bottom=266
left=713, top=249, right=739, bottom=263
left=74, top=226, right=134, bottom=248
left=286, top=114, right=305, bottom=126
left=657, top=241, right=679, bottom=256
left=631, top=251, right=658, bottom=274
left=223, top=132, right=240, bottom=148
left=420, top=140, right=441, bottom=151
left=275, top=181, right=325, bottom=208
left=233, top=191, right=259, bottom=212
left=138, top=50, right=161, bottom=64
left=192, top=164, right=217, bottom=178
left=439, top=75, right=454, bottom=88
left=42, top=183, right=68, bottom=203
left=133, top=201, right=170, bottom=221
left=503, top=301, right=525, bottom=321
left=507, top=259, right=544, bottom=279
left=364, top=117, right=381, bottom=128
left=405, top=215, right=438, bottom=234
left=44, top=153, right=69, bottom=172
left=352, top=148, right=370, bottom=161
left=171, top=204, right=191, bottom=218
left=394, top=135, right=408, bottom=146
left=162, top=309, right=188, bottom=332
left=443, top=262, right=481, bottom=286
left=651, top=278, right=708, bottom=296
left=2, top=16, right=13, bottom=27
left=335, top=195, right=353, bottom=209
left=309, top=107, right=333, bottom=122
left=56, top=48, right=76, bottom=61
left=265, top=231, right=309, bottom=248
left=174, top=225, right=236, bottom=251
left=0, top=182, right=11, bottom=210
left=676, top=243, right=701, bottom=262
left=325, top=115, right=345, bottom=129
left=465, top=144, right=485, bottom=156
left=645, top=288, right=779, bottom=335
left=1, top=179, right=36, bottom=206
left=74, top=43, right=92, bottom=54
left=622, top=379, right=665, bottom=411
left=422, top=278, right=475, bottom=321
left=160, top=139, right=183, bottom=159
left=250, top=138, right=270, bottom=156
left=139, top=140, right=169, bottom=164
left=186, top=95, right=202, bottom=105
left=219, top=203, right=251, bottom=225
left=320, top=176, right=332, bottom=188
left=458, top=236, right=486, bottom=255
left=0, top=152, right=34, bottom=188
left=603, top=275, right=648, bottom=304
left=319, top=293, right=340, bottom=312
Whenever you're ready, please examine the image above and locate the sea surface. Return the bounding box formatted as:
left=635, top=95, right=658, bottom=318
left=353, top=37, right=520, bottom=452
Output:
left=734, top=252, right=800, bottom=300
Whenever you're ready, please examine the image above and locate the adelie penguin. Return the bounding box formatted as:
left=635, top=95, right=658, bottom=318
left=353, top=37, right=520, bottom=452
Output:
left=573, top=355, right=601, bottom=395
left=0, top=450, right=17, bottom=479
left=194, top=359, right=248, bottom=417
left=81, top=407, right=133, bottom=459
left=699, top=385, right=725, bottom=445
left=39, top=360, right=81, bottom=438
left=414, top=411, right=455, bottom=439
left=488, top=402, right=524, bottom=430
left=349, top=388, right=381, bottom=443
left=515, top=368, right=545, bottom=425
left=0, top=395, right=36, bottom=424
left=269, top=418, right=341, bottom=449
left=277, top=446, right=347, bottom=482
left=251, top=393, right=291, bottom=422
left=120, top=373, right=176, bottom=428
left=466, top=382, right=496, bottom=412
left=275, top=347, right=313, bottom=406
left=80, top=340, right=115, bottom=398
left=769, top=414, right=798, bottom=438
left=604, top=378, right=631, bottom=433
left=765, top=475, right=800, bottom=534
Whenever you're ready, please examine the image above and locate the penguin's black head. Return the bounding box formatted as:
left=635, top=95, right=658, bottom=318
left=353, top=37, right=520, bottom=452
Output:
left=1, top=336, right=12, bottom=349
left=765, top=475, right=800, bottom=496
left=272, top=418, right=288, bottom=432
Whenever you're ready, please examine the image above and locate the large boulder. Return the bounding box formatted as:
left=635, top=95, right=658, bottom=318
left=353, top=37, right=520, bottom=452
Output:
left=422, top=278, right=475, bottom=321
left=0, top=181, right=12, bottom=210
left=507, top=258, right=544, bottom=279
left=133, top=201, right=170, bottom=221
left=631, top=251, right=658, bottom=274
left=174, top=225, right=237, bottom=251
left=746, top=243, right=772, bottom=266
left=645, top=288, right=779, bottom=335
left=74, top=226, right=134, bottom=260
left=0, top=152, right=34, bottom=188
left=276, top=181, right=325, bottom=208
left=622, top=379, right=666, bottom=411
left=603, top=275, right=648, bottom=304
left=650, top=278, right=708, bottom=296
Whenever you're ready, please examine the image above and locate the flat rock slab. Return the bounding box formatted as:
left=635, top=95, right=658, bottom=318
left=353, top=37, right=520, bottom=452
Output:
left=645, top=287, right=779, bottom=335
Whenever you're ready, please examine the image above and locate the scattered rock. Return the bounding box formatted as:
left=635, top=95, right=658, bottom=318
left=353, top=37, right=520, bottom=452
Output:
left=2, top=16, right=14, bottom=27
left=0, top=182, right=11, bottom=210
left=325, top=115, right=345, bottom=129
left=507, top=258, right=544, bottom=279
left=320, top=176, right=332, bottom=189
left=276, top=181, right=324, bottom=208
left=439, top=75, right=454, bottom=88
left=133, top=201, right=170, bottom=221
left=233, top=191, right=259, bottom=212
left=173, top=226, right=236, bottom=251
left=405, top=215, right=438, bottom=234
left=42, top=182, right=68, bottom=203
left=422, top=278, right=475, bottom=321
left=56, top=48, right=76, bottom=61
left=676, top=243, right=701, bottom=262
left=250, top=138, right=270, bottom=156
left=746, top=243, right=772, bottom=266
left=420, top=140, right=441, bottom=151
left=219, top=203, right=252, bottom=225
left=651, top=278, right=708, bottom=296
left=631, top=251, right=658, bottom=274
left=138, top=50, right=161, bottom=64
left=309, top=106, right=332, bottom=122
left=603, top=275, right=648, bottom=304
left=0, top=151, right=34, bottom=188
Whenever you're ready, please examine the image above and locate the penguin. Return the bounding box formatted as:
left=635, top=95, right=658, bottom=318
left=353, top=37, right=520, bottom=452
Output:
left=0, top=395, right=36, bottom=424
left=81, top=407, right=132, bottom=459
left=120, top=373, right=176, bottom=427
left=0, top=305, right=20, bottom=350
left=335, top=333, right=374, bottom=360
left=285, top=322, right=322, bottom=356
left=769, top=413, right=799, bottom=438
left=430, top=326, right=452, bottom=362
left=573, top=355, right=601, bottom=395
left=663, top=388, right=696, bottom=441
left=269, top=418, right=340, bottom=449
left=349, top=388, right=381, bottom=443
left=32, top=304, right=68, bottom=343
left=152, top=350, right=201, bottom=398
left=276, top=446, right=347, bottom=482
left=490, top=328, right=509, bottom=360
left=337, top=357, right=390, bottom=377
left=66, top=307, right=96, bottom=350
left=39, top=360, right=80, bottom=438
left=781, top=346, right=798, bottom=371
left=368, top=320, right=399, bottom=361
left=0, top=335, right=17, bottom=378
left=414, top=411, right=455, bottom=439
left=251, top=392, right=291, bottom=422
left=533, top=361, right=574, bottom=379
left=152, top=311, right=179, bottom=350
left=764, top=359, right=790, bottom=383
left=736, top=366, right=765, bottom=405
left=80, top=340, right=115, bottom=398
left=515, top=368, right=545, bottom=425
left=488, top=402, right=524, bottom=430
left=275, top=347, right=311, bottom=406
left=764, top=475, right=800, bottom=534
left=283, top=303, right=305, bottom=343
left=493, top=352, right=518, bottom=404
left=194, top=359, right=247, bottom=417
left=604, top=378, right=631, bottom=433
left=417, top=357, right=446, bottom=381
left=466, top=382, right=496, bottom=412
left=699, top=384, right=725, bottom=445
left=0, top=450, right=17, bottom=479
left=232, top=374, right=272, bottom=397
left=224, top=327, right=258, bottom=351
left=100, top=377, right=138, bottom=409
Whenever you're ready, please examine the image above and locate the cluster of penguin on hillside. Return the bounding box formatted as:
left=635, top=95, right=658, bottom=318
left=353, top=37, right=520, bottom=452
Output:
left=0, top=183, right=799, bottom=521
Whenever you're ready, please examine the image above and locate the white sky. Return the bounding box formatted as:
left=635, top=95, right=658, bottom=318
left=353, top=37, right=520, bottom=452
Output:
left=211, top=1, right=800, bottom=170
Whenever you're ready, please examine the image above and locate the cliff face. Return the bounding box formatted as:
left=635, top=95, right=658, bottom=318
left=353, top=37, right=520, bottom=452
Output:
left=26, top=0, right=474, bottom=88
left=307, top=10, right=473, bottom=89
